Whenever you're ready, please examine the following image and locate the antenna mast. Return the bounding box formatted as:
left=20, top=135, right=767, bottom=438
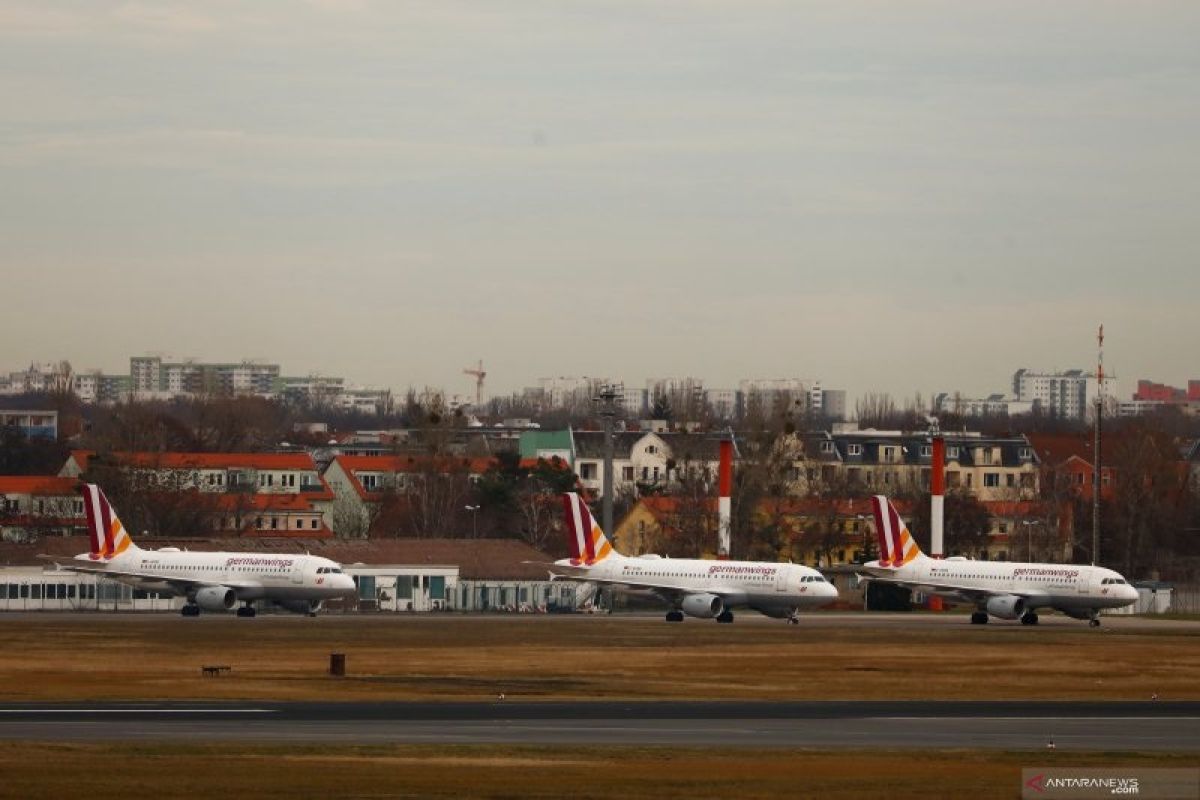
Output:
left=1092, top=324, right=1103, bottom=566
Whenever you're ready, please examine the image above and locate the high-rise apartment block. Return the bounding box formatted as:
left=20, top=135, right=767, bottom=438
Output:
left=1011, top=369, right=1098, bottom=420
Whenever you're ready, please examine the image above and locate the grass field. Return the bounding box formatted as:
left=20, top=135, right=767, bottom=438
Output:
left=0, top=742, right=1191, bottom=800
left=1, top=614, right=1198, bottom=702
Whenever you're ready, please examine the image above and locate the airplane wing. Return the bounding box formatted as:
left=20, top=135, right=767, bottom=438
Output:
left=531, top=562, right=747, bottom=603
left=860, top=572, right=1048, bottom=603
left=38, top=556, right=258, bottom=591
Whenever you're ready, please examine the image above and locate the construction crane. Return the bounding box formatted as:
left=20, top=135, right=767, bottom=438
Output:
left=463, top=360, right=486, bottom=408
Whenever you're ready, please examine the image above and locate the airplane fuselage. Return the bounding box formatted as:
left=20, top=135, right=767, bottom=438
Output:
left=863, top=556, right=1139, bottom=617
left=76, top=547, right=356, bottom=607
left=560, top=554, right=837, bottom=618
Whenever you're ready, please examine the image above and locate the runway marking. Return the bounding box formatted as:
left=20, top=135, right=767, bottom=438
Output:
left=872, top=716, right=1200, bottom=722
left=0, top=709, right=274, bottom=714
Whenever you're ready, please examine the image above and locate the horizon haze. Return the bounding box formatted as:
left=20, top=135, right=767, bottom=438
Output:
left=2, top=2, right=1196, bottom=404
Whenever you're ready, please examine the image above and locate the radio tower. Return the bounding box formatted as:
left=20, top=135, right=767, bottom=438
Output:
left=1092, top=325, right=1103, bottom=567
left=463, top=360, right=486, bottom=408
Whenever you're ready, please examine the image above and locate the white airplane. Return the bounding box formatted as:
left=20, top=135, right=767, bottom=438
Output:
left=545, top=493, right=838, bottom=623
left=43, top=484, right=356, bottom=617
left=860, top=495, right=1139, bottom=627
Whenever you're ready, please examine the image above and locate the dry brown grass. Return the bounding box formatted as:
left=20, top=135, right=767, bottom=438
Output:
left=1, top=614, right=1198, bottom=703
left=0, top=742, right=1191, bottom=800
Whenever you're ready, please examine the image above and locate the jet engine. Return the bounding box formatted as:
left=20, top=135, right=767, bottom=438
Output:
left=276, top=599, right=323, bottom=616
left=194, top=586, right=237, bottom=612
left=680, top=593, right=724, bottom=619
left=985, top=594, right=1025, bottom=620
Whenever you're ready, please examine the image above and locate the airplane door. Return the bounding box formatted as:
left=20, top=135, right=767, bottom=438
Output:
left=291, top=563, right=303, bottom=585
left=774, top=566, right=789, bottom=593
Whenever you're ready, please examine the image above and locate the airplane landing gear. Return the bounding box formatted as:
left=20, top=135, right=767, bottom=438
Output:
left=1020, top=611, right=1039, bottom=626
left=716, top=610, right=734, bottom=624
left=787, top=613, right=800, bottom=625
left=1089, top=614, right=1101, bottom=628
left=181, top=604, right=200, bottom=617
left=970, top=611, right=989, bottom=625
left=236, top=605, right=256, bottom=618
left=665, top=610, right=684, bottom=623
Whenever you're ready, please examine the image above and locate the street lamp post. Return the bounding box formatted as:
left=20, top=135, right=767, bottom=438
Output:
left=592, top=384, right=620, bottom=544
left=1021, top=519, right=1039, bottom=562
left=465, top=504, right=479, bottom=538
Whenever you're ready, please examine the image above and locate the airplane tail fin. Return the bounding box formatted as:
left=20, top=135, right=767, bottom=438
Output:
left=870, top=495, right=924, bottom=567
left=562, top=493, right=617, bottom=566
left=81, top=483, right=138, bottom=560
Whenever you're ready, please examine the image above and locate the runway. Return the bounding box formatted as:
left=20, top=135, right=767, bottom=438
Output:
left=3, top=701, right=1198, bottom=750
left=3, top=610, right=1198, bottom=631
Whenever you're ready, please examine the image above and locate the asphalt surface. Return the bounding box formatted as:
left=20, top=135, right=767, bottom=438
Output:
left=3, top=701, right=1198, bottom=750
left=3, top=610, right=1198, bottom=630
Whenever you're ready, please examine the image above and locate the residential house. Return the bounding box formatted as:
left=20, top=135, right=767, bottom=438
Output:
left=0, top=476, right=86, bottom=541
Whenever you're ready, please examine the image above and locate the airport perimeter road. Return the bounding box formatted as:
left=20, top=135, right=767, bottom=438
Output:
left=3, top=701, right=1198, bottom=750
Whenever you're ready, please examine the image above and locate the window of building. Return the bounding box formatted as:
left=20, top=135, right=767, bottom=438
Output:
left=947, top=446, right=959, bottom=459
left=311, top=519, right=319, bottom=529
left=580, top=463, right=596, bottom=480
left=820, top=441, right=834, bottom=454
left=998, top=522, right=1008, bottom=533
left=1006, top=474, right=1016, bottom=487
left=847, top=444, right=862, bottom=456
left=1019, top=447, right=1033, bottom=460
left=646, top=445, right=657, bottom=454
left=361, top=474, right=378, bottom=490
left=920, top=445, right=932, bottom=457
left=882, top=446, right=896, bottom=462
left=429, top=575, right=445, bottom=601
left=622, top=466, right=634, bottom=481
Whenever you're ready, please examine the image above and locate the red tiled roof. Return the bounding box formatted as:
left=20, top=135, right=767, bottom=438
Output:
left=0, top=476, right=80, bottom=496
left=112, top=452, right=317, bottom=470
left=1026, top=434, right=1094, bottom=467
left=334, top=455, right=497, bottom=475
left=204, top=494, right=324, bottom=512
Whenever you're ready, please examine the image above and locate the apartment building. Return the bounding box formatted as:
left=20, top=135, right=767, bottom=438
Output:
left=797, top=427, right=1040, bottom=501
left=58, top=451, right=335, bottom=534
left=130, top=356, right=281, bottom=398
left=0, top=476, right=86, bottom=541
left=1012, top=368, right=1099, bottom=420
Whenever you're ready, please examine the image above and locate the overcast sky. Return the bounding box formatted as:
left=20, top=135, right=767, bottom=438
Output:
left=2, top=1, right=1197, bottom=404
